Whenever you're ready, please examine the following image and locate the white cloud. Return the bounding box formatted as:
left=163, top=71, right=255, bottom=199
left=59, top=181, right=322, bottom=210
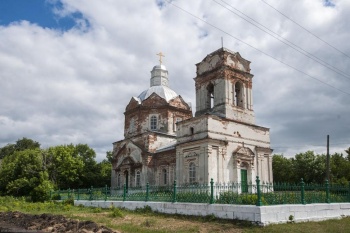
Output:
left=0, top=0, right=349, bottom=160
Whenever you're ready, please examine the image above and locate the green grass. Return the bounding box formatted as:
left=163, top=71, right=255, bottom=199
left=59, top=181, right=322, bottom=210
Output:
left=1, top=196, right=350, bottom=233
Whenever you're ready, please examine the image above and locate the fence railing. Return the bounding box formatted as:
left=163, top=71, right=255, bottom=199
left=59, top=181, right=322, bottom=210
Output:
left=50, top=177, right=350, bottom=206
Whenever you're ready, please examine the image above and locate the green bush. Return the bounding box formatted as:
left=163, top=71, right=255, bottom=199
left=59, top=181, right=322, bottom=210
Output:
left=51, top=193, right=61, bottom=200
left=110, top=207, right=124, bottom=218
left=134, top=205, right=153, bottom=214
left=176, top=191, right=210, bottom=203
left=216, top=191, right=267, bottom=205
left=62, top=198, right=74, bottom=205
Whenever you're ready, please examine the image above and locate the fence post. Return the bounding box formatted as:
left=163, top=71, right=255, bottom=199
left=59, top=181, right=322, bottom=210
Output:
left=325, top=179, right=330, bottom=203
left=68, top=188, right=71, bottom=199
left=256, top=176, right=262, bottom=206
left=105, top=185, right=108, bottom=201
left=210, top=178, right=214, bottom=204
left=77, top=188, right=80, bottom=201
left=300, top=178, right=305, bottom=204
left=123, top=184, right=126, bottom=201
left=146, top=182, right=149, bottom=202
left=172, top=180, right=177, bottom=203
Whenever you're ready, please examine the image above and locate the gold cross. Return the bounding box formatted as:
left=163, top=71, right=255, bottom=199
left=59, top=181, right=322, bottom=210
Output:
left=156, top=52, right=165, bottom=65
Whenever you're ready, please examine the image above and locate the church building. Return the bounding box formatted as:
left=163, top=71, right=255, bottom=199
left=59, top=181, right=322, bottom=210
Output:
left=111, top=48, right=273, bottom=190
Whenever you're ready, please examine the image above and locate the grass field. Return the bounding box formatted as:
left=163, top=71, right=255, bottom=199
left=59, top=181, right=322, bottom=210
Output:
left=1, top=196, right=350, bottom=233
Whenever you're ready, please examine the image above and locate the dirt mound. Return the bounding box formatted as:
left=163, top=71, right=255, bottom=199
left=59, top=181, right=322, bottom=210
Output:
left=0, top=211, right=118, bottom=233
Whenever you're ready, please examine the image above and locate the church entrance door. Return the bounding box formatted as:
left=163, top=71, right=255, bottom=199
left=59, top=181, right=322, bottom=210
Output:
left=241, top=169, right=248, bottom=193
left=124, top=170, right=129, bottom=192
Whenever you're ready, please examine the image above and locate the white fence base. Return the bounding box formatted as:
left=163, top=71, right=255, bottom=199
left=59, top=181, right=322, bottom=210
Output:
left=74, top=200, right=350, bottom=226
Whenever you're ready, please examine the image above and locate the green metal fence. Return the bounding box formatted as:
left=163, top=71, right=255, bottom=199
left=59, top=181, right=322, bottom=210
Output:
left=50, top=177, right=350, bottom=206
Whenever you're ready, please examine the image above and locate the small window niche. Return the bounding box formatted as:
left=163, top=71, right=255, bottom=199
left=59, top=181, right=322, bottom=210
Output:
left=150, top=115, right=158, bottom=131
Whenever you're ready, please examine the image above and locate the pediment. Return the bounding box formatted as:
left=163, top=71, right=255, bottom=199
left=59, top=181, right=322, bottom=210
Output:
left=120, top=156, right=136, bottom=166
left=197, top=54, right=222, bottom=75
left=113, top=140, right=144, bottom=169
left=196, top=48, right=251, bottom=76
left=233, top=146, right=255, bottom=157
left=126, top=97, right=141, bottom=111
left=169, top=96, right=191, bottom=110
left=142, top=93, right=168, bottom=107
left=225, top=52, right=251, bottom=73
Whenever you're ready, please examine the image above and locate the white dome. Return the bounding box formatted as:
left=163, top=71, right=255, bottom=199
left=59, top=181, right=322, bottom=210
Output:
left=138, top=85, right=178, bottom=102
left=152, top=64, right=167, bottom=70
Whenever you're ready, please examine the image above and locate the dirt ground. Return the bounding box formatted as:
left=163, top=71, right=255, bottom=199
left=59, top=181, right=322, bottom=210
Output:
left=0, top=211, right=118, bottom=233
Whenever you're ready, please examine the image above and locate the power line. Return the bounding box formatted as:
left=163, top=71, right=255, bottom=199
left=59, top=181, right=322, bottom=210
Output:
left=274, top=141, right=349, bottom=149
left=215, top=0, right=350, bottom=81
left=165, top=1, right=350, bottom=96
left=260, top=0, right=350, bottom=59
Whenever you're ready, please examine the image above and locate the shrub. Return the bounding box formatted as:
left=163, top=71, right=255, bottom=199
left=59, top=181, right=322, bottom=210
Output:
left=62, top=198, right=74, bottom=206
left=216, top=191, right=267, bottom=205
left=176, top=191, right=210, bottom=203
left=110, top=207, right=124, bottom=218
left=134, top=205, right=153, bottom=214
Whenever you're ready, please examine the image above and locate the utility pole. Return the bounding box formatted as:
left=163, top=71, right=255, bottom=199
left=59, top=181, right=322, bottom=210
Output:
left=326, top=135, right=330, bottom=182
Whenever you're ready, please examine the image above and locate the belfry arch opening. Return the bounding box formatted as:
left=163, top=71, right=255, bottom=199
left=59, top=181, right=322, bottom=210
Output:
left=207, top=83, right=214, bottom=109
left=234, top=81, right=244, bottom=108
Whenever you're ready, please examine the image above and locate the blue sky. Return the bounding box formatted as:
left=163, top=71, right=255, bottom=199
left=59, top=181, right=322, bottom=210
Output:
left=0, top=0, right=349, bottom=160
left=0, top=0, right=84, bottom=30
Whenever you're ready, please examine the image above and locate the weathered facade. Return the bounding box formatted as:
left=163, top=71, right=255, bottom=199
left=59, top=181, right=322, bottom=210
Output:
left=111, top=47, right=273, bottom=190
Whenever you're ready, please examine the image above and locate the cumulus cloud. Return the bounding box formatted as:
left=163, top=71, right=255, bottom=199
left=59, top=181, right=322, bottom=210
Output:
left=0, top=0, right=349, bottom=160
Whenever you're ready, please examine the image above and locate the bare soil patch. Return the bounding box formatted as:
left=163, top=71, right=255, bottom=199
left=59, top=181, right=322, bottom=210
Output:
left=0, top=211, right=118, bottom=233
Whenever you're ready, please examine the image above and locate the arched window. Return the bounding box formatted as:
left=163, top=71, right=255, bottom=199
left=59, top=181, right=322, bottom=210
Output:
left=135, top=170, right=141, bottom=187
left=150, top=115, right=157, bottom=130
left=189, top=163, right=196, bottom=184
left=234, top=81, right=244, bottom=108
left=207, top=83, right=214, bottom=109
left=162, top=168, right=168, bottom=185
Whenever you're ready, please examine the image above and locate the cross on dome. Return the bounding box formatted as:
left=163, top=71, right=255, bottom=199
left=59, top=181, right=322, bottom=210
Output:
left=156, top=52, right=165, bottom=65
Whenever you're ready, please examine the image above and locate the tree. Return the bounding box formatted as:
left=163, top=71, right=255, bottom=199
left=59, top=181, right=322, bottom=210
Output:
left=73, top=144, right=98, bottom=187
left=345, top=147, right=350, bottom=161
left=95, top=159, right=112, bottom=186
left=272, top=154, right=294, bottom=183
left=0, top=144, right=15, bottom=159
left=331, top=153, right=350, bottom=185
left=14, top=137, right=40, bottom=151
left=106, top=151, right=113, bottom=163
left=0, top=137, right=40, bottom=159
left=0, top=148, right=53, bottom=201
left=46, top=145, right=84, bottom=189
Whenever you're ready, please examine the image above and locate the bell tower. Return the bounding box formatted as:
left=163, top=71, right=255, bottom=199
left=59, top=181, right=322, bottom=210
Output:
left=194, top=48, right=255, bottom=124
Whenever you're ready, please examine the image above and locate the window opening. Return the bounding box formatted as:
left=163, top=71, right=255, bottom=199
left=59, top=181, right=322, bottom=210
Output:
left=190, top=127, right=194, bottom=135
left=124, top=170, right=129, bottom=192
left=207, top=83, right=214, bottom=109
left=174, top=117, right=182, bottom=131
left=117, top=173, right=121, bottom=188
left=235, top=82, right=244, bottom=108
left=162, top=168, right=167, bottom=185
left=136, top=171, right=141, bottom=187
left=189, top=162, right=196, bottom=184
left=150, top=115, right=157, bottom=130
